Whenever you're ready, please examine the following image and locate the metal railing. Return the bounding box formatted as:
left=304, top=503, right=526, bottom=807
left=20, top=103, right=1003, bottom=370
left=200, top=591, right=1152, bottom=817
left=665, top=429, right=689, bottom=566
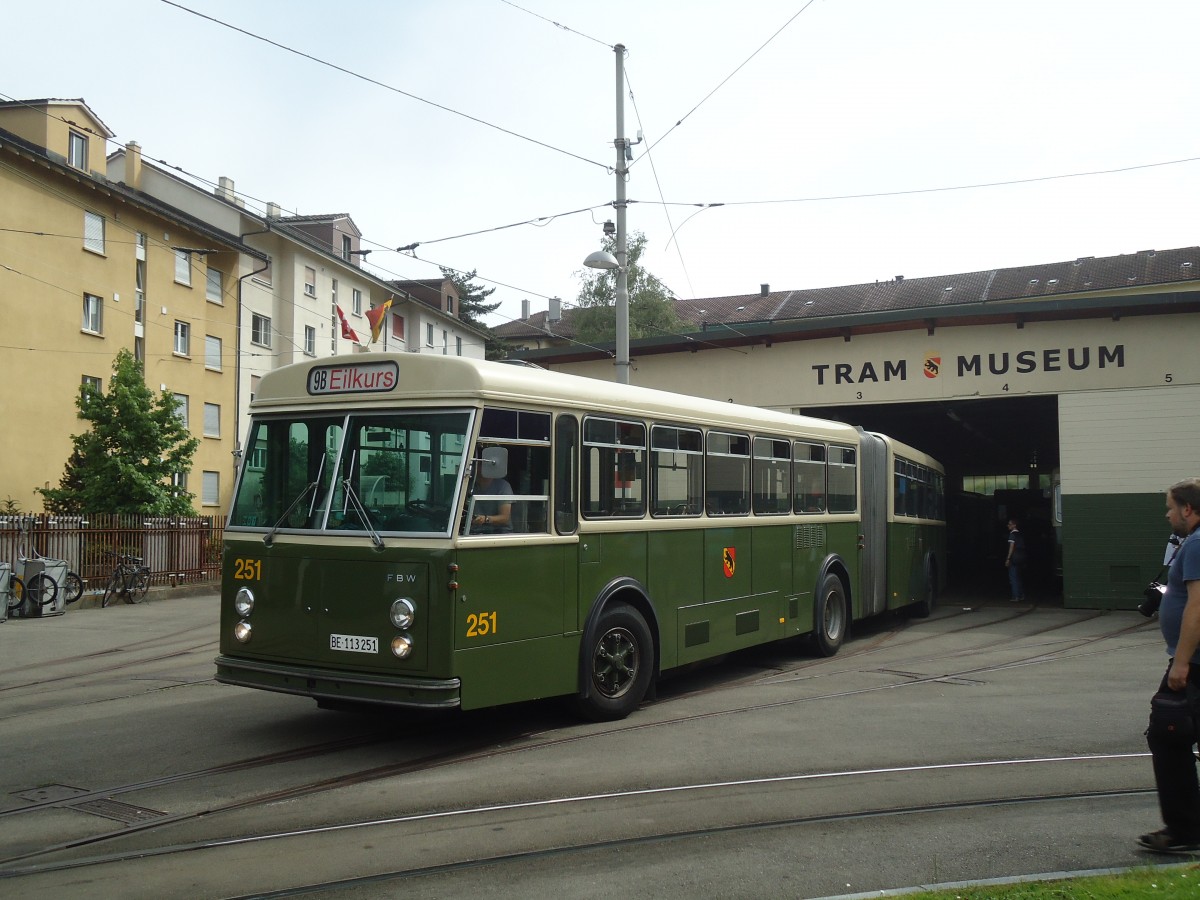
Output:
left=0, top=514, right=223, bottom=596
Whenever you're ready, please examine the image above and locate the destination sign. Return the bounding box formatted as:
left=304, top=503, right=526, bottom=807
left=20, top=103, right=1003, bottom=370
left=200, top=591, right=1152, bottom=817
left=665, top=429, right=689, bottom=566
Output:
left=307, top=361, right=398, bottom=395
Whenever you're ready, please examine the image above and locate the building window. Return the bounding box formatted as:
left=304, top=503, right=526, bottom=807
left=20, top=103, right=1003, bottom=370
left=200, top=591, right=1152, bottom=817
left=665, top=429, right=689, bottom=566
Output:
left=446, top=294, right=454, bottom=314
left=203, top=403, right=221, bottom=437
left=82, top=293, right=103, bottom=334
left=173, top=393, right=189, bottom=427
left=304, top=325, right=316, bottom=355
left=206, top=267, right=223, bottom=303
left=205, top=335, right=222, bottom=370
left=68, top=130, right=88, bottom=170
left=342, top=235, right=352, bottom=261
left=250, top=374, right=261, bottom=402
left=251, top=313, right=271, bottom=348
left=202, top=471, right=220, bottom=506
left=426, top=323, right=434, bottom=347
left=304, top=266, right=316, bottom=298
left=173, top=471, right=189, bottom=492
left=442, top=330, right=448, bottom=355
left=83, top=212, right=104, bottom=254
left=81, top=375, right=102, bottom=400
left=174, top=320, right=191, bottom=356
left=392, top=315, right=405, bottom=340
left=134, top=336, right=144, bottom=363
left=135, top=257, right=146, bottom=324
left=174, top=249, right=191, bottom=286
left=352, top=288, right=362, bottom=316
left=456, top=336, right=463, bottom=356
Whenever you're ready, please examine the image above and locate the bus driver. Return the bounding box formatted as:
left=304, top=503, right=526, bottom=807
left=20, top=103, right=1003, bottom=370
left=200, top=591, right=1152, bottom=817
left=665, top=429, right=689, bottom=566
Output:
left=471, top=447, right=513, bottom=534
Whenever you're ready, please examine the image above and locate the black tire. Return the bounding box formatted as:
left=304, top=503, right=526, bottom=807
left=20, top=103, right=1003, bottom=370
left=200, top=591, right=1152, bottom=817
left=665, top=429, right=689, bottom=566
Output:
left=102, top=573, right=122, bottom=608
left=812, top=573, right=848, bottom=657
left=8, top=576, right=25, bottom=610
left=126, top=569, right=150, bottom=604
left=908, top=560, right=937, bottom=619
left=27, top=573, right=58, bottom=608
left=576, top=603, right=654, bottom=721
left=63, top=571, right=84, bottom=604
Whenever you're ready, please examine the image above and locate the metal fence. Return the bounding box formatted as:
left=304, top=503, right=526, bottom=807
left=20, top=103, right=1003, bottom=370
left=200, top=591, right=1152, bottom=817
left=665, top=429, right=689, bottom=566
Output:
left=0, top=514, right=224, bottom=595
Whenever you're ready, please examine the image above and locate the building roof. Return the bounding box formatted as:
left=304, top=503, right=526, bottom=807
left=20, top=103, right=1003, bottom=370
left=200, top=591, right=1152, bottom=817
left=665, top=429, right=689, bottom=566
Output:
left=510, top=245, right=1200, bottom=362
left=0, top=124, right=264, bottom=259
left=0, top=97, right=115, bottom=137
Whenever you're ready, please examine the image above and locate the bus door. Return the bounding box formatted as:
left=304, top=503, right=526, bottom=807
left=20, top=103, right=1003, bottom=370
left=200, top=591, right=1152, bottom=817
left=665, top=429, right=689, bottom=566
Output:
left=857, top=430, right=888, bottom=616
left=452, top=409, right=576, bottom=706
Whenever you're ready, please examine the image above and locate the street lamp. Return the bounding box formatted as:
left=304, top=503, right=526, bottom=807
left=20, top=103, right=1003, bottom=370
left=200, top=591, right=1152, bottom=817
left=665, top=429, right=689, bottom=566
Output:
left=581, top=44, right=631, bottom=385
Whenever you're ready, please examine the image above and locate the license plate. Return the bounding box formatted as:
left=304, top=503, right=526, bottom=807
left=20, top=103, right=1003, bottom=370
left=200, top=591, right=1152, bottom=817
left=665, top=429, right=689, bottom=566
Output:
left=329, top=633, right=378, bottom=654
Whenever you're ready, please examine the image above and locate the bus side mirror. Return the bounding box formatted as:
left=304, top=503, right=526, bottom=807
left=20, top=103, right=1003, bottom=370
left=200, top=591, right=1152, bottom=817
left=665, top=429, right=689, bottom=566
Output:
left=481, top=447, right=508, bottom=479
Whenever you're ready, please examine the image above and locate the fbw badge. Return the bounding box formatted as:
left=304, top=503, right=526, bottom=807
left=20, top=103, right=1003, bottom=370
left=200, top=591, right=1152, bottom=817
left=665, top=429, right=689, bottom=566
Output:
left=923, top=352, right=941, bottom=379
left=722, top=547, right=736, bottom=578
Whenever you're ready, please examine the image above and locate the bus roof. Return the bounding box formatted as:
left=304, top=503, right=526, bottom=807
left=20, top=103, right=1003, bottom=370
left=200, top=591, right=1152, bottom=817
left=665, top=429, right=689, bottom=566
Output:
left=253, top=352, right=862, bottom=443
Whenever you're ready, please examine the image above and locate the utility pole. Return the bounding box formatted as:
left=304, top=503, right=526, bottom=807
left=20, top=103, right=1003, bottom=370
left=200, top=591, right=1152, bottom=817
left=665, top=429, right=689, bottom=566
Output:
left=613, top=43, right=630, bottom=385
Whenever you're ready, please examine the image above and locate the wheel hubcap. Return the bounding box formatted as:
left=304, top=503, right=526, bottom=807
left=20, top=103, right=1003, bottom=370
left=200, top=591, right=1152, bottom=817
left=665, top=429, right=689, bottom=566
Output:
left=592, top=626, right=639, bottom=699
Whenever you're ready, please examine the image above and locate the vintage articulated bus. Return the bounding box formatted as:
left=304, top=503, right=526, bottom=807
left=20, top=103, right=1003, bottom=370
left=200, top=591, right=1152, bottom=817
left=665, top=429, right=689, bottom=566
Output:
left=216, top=353, right=945, bottom=720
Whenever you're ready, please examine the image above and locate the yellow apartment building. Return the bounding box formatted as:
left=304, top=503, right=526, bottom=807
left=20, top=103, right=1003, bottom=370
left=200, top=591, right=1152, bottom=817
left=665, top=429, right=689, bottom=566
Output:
left=0, top=99, right=264, bottom=514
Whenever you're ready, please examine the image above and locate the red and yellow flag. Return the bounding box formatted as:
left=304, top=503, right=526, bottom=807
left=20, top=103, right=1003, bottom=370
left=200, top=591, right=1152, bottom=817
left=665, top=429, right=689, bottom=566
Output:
left=365, top=297, right=393, bottom=343
left=335, top=305, right=359, bottom=342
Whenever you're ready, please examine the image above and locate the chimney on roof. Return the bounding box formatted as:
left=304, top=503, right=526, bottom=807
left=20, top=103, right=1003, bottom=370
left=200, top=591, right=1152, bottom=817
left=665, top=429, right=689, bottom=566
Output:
left=548, top=297, right=561, bottom=324
left=266, top=202, right=281, bottom=218
left=760, top=283, right=769, bottom=297
left=217, top=176, right=236, bottom=203
left=521, top=299, right=530, bottom=321
left=125, top=141, right=142, bottom=190
left=894, top=275, right=904, bottom=283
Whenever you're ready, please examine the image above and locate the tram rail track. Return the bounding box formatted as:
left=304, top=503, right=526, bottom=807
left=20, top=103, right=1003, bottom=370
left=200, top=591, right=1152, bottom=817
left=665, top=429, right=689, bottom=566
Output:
left=0, top=608, right=1156, bottom=873
left=0, top=754, right=1157, bottom=885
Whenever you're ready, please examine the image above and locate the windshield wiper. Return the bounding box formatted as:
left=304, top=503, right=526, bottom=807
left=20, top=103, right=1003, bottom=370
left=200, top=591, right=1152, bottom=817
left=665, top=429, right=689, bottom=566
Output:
left=341, top=477, right=384, bottom=549
left=339, top=450, right=384, bottom=549
left=263, top=482, right=317, bottom=547
left=262, top=456, right=326, bottom=547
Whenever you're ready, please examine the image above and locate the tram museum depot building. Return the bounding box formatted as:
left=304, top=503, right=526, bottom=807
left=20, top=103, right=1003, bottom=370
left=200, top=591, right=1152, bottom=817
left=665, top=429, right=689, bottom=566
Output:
left=507, top=248, right=1200, bottom=610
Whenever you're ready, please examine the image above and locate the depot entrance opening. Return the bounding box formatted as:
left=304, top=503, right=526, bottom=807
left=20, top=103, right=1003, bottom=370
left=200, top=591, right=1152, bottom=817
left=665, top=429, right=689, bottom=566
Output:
left=798, top=395, right=1061, bottom=602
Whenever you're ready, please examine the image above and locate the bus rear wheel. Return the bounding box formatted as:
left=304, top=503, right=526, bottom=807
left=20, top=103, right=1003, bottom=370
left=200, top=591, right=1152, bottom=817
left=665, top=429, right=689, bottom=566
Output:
left=813, top=574, right=847, bottom=657
left=576, top=603, right=653, bottom=721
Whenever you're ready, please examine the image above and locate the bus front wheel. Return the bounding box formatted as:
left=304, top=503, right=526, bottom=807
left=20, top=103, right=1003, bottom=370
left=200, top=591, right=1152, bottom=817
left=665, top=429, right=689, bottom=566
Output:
left=576, top=603, right=653, bottom=721
left=813, top=574, right=847, bottom=657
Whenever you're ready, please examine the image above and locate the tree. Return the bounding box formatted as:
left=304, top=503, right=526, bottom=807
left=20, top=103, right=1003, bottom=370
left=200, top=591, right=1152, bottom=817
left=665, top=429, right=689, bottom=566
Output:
left=441, top=267, right=510, bottom=360
left=573, top=231, right=686, bottom=345
left=39, top=349, right=200, bottom=515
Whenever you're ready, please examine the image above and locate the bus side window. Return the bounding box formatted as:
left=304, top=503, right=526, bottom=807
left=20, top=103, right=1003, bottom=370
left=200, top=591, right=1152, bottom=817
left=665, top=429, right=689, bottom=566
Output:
left=554, top=415, right=578, bottom=534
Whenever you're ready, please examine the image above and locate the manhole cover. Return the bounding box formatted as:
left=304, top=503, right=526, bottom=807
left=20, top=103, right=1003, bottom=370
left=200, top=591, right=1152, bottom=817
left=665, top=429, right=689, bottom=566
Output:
left=70, top=798, right=166, bottom=824
left=13, top=784, right=89, bottom=804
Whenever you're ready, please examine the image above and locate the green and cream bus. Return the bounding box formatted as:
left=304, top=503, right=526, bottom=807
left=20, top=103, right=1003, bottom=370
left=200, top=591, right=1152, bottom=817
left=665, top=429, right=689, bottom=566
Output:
left=216, top=353, right=945, bottom=720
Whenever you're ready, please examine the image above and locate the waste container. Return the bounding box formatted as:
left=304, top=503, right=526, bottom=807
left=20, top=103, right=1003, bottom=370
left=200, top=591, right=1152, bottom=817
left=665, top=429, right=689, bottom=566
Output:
left=14, top=557, right=68, bottom=618
left=0, top=562, right=10, bottom=624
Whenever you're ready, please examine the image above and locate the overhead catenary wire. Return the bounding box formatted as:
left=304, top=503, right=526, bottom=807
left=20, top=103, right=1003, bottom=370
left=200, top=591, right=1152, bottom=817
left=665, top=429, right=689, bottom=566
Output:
left=158, top=0, right=609, bottom=172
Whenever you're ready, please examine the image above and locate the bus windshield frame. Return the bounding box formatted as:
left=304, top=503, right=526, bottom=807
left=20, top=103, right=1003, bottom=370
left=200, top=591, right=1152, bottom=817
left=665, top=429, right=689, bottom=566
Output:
left=228, top=407, right=475, bottom=538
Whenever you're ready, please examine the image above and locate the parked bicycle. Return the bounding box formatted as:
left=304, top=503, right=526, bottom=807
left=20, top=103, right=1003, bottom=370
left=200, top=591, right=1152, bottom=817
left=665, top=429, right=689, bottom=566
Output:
left=101, top=551, right=151, bottom=607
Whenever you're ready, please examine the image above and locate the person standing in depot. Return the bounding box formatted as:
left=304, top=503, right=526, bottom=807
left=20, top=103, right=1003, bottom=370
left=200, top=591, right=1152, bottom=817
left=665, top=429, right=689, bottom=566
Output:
left=1140, top=477, right=1200, bottom=854
left=1004, top=518, right=1026, bottom=602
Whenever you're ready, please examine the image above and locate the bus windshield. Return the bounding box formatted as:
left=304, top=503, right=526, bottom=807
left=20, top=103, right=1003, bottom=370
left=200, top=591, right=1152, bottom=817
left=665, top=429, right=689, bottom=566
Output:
left=229, top=409, right=472, bottom=536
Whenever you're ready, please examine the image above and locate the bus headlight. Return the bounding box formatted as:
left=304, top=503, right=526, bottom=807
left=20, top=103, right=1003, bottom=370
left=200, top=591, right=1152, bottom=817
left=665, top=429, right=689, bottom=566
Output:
left=391, top=634, right=413, bottom=658
left=389, top=598, right=416, bottom=630
left=235, top=587, right=255, bottom=617
left=234, top=620, right=252, bottom=643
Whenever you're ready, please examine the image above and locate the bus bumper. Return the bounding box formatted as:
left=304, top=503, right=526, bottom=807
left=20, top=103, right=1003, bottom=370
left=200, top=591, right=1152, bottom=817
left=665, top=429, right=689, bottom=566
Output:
left=214, top=655, right=461, bottom=709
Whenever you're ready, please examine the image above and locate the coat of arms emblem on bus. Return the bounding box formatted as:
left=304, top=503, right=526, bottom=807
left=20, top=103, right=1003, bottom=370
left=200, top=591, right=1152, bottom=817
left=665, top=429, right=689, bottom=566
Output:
left=923, top=353, right=941, bottom=379
left=723, top=547, right=736, bottom=578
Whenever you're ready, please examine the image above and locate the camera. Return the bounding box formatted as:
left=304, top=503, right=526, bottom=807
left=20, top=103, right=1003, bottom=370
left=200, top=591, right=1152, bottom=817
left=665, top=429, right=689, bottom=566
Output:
left=1140, top=582, right=1166, bottom=618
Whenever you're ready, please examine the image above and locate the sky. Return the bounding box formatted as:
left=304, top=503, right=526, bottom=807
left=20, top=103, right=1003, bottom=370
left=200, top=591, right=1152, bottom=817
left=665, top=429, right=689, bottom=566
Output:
left=6, top=0, right=1200, bottom=331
